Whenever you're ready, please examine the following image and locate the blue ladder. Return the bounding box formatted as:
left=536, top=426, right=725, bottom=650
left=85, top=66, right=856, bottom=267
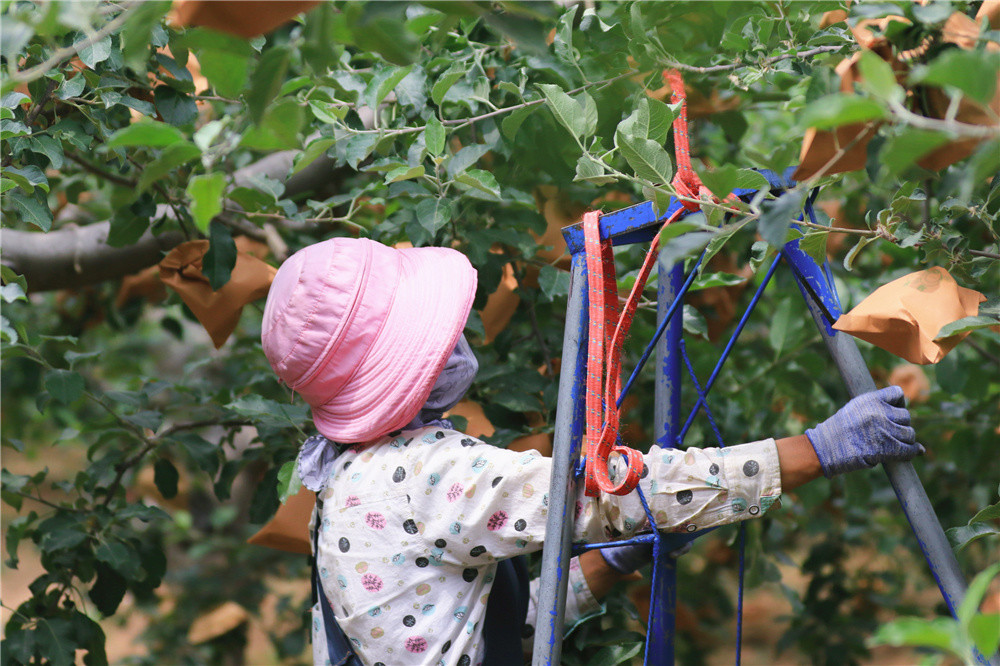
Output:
left=530, top=171, right=991, bottom=666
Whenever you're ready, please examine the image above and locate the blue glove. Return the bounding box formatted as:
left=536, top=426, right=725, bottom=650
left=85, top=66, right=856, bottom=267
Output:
left=600, top=539, right=692, bottom=574
left=806, top=386, right=923, bottom=478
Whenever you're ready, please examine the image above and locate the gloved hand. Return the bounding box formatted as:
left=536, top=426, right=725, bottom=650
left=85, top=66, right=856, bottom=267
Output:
left=806, top=386, right=923, bottom=478
left=600, top=539, right=692, bottom=574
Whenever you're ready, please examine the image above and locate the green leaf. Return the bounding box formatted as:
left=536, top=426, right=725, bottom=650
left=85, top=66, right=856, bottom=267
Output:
left=44, top=369, right=84, bottom=405
left=618, top=134, right=673, bottom=185
left=36, top=617, right=75, bottom=666
left=341, top=132, right=380, bottom=169
left=935, top=315, right=999, bottom=340
left=353, top=12, right=421, bottom=66
left=699, top=164, right=742, bottom=200
left=39, top=516, right=88, bottom=552
left=958, top=563, right=1000, bottom=628
left=911, top=49, right=1000, bottom=106
left=857, top=51, right=905, bottom=104
left=446, top=143, right=491, bottom=178
left=578, top=91, right=598, bottom=138
left=123, top=410, right=164, bottom=432
left=659, top=228, right=718, bottom=270
left=682, top=304, right=709, bottom=339
left=585, top=641, right=644, bottom=666
left=431, top=64, right=468, bottom=106
left=455, top=169, right=501, bottom=198
left=4, top=165, right=48, bottom=193
left=415, top=197, right=453, bottom=235
left=137, top=142, right=200, bottom=193
left=95, top=540, right=141, bottom=580
left=226, top=395, right=310, bottom=428
left=969, top=613, right=1000, bottom=658
left=769, top=299, right=794, bottom=358
left=78, top=34, right=112, bottom=68
left=970, top=501, right=1000, bottom=524
left=106, top=120, right=186, bottom=149
left=107, top=208, right=150, bottom=248
left=276, top=460, right=302, bottom=504
left=539, top=83, right=590, bottom=139
left=843, top=235, right=878, bottom=271
left=384, top=165, right=425, bottom=184
left=122, top=0, right=171, bottom=69
left=247, top=45, right=292, bottom=125
left=185, top=172, right=226, bottom=233
left=240, top=98, right=304, bottom=151
left=690, top=272, right=747, bottom=291
left=57, top=74, right=85, bottom=100
left=881, top=129, right=950, bottom=177
left=394, top=67, right=427, bottom=111
left=758, top=190, right=804, bottom=248
left=501, top=105, right=536, bottom=141
left=365, top=64, right=413, bottom=110
left=1, top=282, right=26, bottom=304
left=203, top=220, right=237, bottom=291
left=173, top=432, right=221, bottom=477
left=797, top=231, right=829, bottom=267
left=153, top=458, right=179, bottom=499
left=617, top=97, right=676, bottom=144
left=90, top=562, right=127, bottom=617
left=574, top=155, right=617, bottom=185
left=0, top=91, right=28, bottom=109
left=869, top=617, right=963, bottom=655
left=646, top=97, right=676, bottom=145
left=179, top=28, right=253, bottom=98
left=153, top=86, right=198, bottom=126
left=799, top=94, right=887, bottom=130
left=0, top=177, right=15, bottom=193
left=293, top=137, right=336, bottom=175
left=425, top=115, right=445, bottom=157
left=538, top=265, right=570, bottom=301
left=308, top=100, right=348, bottom=124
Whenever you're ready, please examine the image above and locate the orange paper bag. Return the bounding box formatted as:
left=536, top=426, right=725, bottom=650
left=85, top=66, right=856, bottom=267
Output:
left=159, top=238, right=276, bottom=348
left=833, top=267, right=985, bottom=364
left=172, top=0, right=320, bottom=39
left=247, top=485, right=316, bottom=555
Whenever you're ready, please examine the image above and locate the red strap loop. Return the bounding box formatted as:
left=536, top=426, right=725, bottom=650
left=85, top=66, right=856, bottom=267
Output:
left=581, top=69, right=708, bottom=497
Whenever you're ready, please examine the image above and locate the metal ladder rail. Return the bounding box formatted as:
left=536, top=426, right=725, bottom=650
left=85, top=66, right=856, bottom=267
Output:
left=532, top=180, right=991, bottom=666
left=532, top=201, right=692, bottom=666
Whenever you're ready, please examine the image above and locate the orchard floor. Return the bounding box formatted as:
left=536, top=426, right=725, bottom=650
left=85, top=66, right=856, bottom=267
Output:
left=2, top=445, right=934, bottom=665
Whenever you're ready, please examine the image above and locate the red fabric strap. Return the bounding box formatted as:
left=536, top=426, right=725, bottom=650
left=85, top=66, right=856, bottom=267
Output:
left=581, top=69, right=704, bottom=497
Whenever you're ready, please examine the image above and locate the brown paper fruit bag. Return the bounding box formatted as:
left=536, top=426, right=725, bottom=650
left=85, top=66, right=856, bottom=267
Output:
left=833, top=267, right=985, bottom=364
left=159, top=238, right=276, bottom=348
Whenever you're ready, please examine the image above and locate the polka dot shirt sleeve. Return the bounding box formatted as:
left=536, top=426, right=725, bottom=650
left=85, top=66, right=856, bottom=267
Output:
left=406, top=434, right=563, bottom=563
left=576, top=439, right=783, bottom=540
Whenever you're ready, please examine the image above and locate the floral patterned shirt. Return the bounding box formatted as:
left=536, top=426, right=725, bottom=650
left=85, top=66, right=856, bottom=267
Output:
left=311, top=426, right=781, bottom=665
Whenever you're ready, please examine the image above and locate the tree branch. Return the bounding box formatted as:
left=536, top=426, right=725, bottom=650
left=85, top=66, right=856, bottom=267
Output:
left=664, top=44, right=845, bottom=74
left=969, top=248, right=1000, bottom=260
left=9, top=7, right=136, bottom=86
left=346, top=70, right=639, bottom=136
left=888, top=99, right=1000, bottom=139
left=2, top=149, right=350, bottom=292
left=64, top=152, right=137, bottom=188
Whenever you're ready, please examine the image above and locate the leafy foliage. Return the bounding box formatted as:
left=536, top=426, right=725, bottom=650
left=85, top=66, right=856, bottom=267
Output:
left=1, top=1, right=998, bottom=664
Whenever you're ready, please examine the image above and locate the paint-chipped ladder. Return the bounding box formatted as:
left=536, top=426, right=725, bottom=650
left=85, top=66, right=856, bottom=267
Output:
left=531, top=171, right=995, bottom=666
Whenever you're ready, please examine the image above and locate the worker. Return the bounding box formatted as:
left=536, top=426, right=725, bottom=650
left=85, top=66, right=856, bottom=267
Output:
left=260, top=237, right=921, bottom=666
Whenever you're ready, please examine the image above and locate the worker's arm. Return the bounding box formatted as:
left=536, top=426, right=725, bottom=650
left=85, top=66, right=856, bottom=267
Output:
left=579, top=549, right=640, bottom=600
left=775, top=434, right=822, bottom=491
